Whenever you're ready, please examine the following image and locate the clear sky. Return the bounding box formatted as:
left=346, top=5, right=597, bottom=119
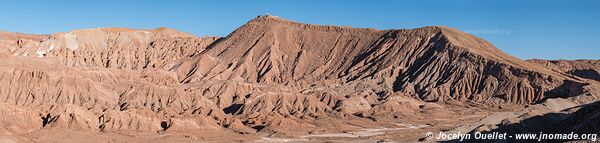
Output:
left=1, top=0, right=598, bottom=60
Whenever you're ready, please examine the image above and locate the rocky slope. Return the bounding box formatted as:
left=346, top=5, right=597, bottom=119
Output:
left=553, top=101, right=600, bottom=135
left=0, top=16, right=598, bottom=142
left=0, top=31, right=48, bottom=54
left=178, top=15, right=584, bottom=105
left=529, top=59, right=600, bottom=82
left=0, top=29, right=247, bottom=141
left=5, top=28, right=220, bottom=70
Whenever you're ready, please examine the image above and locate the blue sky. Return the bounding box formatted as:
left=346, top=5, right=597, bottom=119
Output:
left=0, top=0, right=598, bottom=60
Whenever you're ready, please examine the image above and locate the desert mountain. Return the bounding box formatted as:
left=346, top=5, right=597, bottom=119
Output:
left=0, top=15, right=598, bottom=142
left=177, top=15, right=586, bottom=105
left=0, top=30, right=48, bottom=41
left=5, top=27, right=219, bottom=70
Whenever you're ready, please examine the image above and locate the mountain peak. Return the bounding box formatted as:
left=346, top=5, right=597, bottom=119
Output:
left=182, top=16, right=575, bottom=104
left=256, top=14, right=281, bottom=19
left=247, top=14, right=297, bottom=25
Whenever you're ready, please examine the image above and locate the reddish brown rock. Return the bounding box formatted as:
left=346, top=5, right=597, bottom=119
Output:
left=0, top=15, right=597, bottom=142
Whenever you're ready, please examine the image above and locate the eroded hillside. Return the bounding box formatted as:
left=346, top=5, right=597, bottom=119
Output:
left=0, top=16, right=598, bottom=142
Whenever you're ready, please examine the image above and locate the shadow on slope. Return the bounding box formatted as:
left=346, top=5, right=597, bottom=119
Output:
left=441, top=101, right=600, bottom=143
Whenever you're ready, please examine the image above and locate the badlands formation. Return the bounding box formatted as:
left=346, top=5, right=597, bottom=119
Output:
left=0, top=15, right=598, bottom=142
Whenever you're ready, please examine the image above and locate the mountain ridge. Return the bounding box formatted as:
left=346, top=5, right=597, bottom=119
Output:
left=177, top=15, right=583, bottom=104
left=0, top=15, right=598, bottom=142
